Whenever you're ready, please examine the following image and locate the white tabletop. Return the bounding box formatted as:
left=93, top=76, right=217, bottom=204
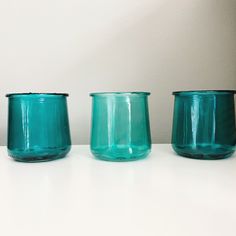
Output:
left=0, top=144, right=235, bottom=236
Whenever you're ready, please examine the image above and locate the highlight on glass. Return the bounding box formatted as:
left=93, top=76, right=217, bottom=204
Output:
left=90, top=92, right=152, bottom=161
left=171, top=90, right=236, bottom=160
left=7, top=93, right=71, bottom=162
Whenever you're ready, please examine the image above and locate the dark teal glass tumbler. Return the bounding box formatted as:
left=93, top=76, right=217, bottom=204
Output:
left=90, top=92, right=151, bottom=161
left=172, top=90, right=236, bottom=160
left=7, top=93, right=71, bottom=162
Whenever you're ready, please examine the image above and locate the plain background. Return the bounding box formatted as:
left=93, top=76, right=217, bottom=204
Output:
left=0, top=0, right=235, bottom=145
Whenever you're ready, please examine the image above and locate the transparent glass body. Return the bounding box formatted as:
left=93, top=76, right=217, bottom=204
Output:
left=172, top=90, right=236, bottom=159
left=90, top=92, right=152, bottom=161
left=7, top=93, right=71, bottom=162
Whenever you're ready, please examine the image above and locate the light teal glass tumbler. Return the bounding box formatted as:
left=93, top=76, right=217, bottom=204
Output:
left=172, top=90, right=236, bottom=160
left=7, top=93, right=71, bottom=162
left=90, top=92, right=152, bottom=161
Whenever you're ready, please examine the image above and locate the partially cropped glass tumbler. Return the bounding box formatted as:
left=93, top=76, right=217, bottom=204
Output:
left=7, top=93, right=71, bottom=162
left=172, top=90, right=236, bottom=160
left=90, top=92, right=152, bottom=161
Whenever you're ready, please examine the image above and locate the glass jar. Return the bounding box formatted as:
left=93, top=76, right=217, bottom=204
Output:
left=172, top=90, right=236, bottom=159
left=90, top=92, right=152, bottom=161
left=7, top=93, right=71, bottom=162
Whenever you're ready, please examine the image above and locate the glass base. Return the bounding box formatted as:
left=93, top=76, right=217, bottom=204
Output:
left=8, top=146, right=71, bottom=162
left=172, top=144, right=235, bottom=160
left=91, top=146, right=151, bottom=162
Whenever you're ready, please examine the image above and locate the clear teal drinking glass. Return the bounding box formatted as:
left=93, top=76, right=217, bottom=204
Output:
left=90, top=92, right=152, bottom=161
left=7, top=93, right=71, bottom=162
left=172, top=90, right=236, bottom=160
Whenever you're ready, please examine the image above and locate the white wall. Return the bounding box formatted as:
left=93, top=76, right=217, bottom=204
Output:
left=0, top=0, right=235, bottom=145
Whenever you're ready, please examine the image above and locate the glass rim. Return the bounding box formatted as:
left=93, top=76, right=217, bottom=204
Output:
left=172, top=90, right=236, bottom=96
left=6, top=93, right=69, bottom=97
left=90, top=92, right=151, bottom=97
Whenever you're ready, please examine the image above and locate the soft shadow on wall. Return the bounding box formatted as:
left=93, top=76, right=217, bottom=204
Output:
left=0, top=0, right=235, bottom=145
left=65, top=0, right=236, bottom=144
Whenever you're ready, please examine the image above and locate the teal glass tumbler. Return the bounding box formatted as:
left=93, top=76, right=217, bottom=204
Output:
left=172, top=90, right=236, bottom=160
left=90, top=92, right=152, bottom=161
left=7, top=93, right=71, bottom=162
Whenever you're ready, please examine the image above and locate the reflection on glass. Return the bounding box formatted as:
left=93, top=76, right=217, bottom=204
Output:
left=7, top=93, right=71, bottom=162
left=90, top=92, right=151, bottom=161
left=172, top=90, right=236, bottom=159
